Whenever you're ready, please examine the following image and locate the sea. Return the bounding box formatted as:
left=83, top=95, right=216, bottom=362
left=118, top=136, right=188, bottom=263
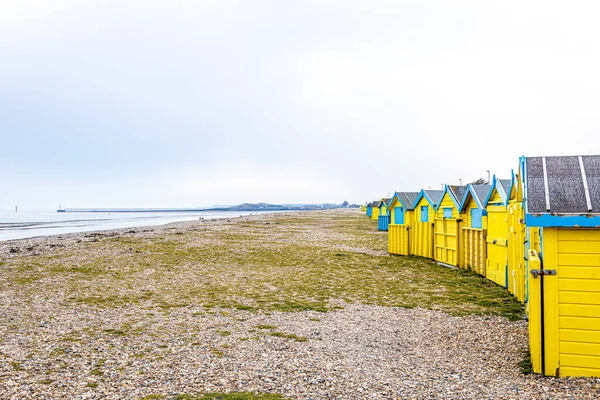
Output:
left=0, top=209, right=271, bottom=242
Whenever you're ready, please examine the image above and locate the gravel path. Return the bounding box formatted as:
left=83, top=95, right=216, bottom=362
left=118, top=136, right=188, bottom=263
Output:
left=0, top=211, right=599, bottom=399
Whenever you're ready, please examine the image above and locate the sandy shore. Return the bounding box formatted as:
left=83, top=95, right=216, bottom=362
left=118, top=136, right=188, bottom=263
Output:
left=0, top=210, right=599, bottom=399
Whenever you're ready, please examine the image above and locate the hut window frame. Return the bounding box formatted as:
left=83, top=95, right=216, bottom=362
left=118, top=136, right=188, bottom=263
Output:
left=394, top=206, right=404, bottom=224
left=420, top=206, right=429, bottom=222
left=471, top=208, right=482, bottom=229
left=443, top=207, right=453, bottom=219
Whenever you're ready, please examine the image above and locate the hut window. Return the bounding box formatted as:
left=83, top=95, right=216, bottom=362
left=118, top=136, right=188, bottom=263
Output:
left=420, top=206, right=429, bottom=222
left=394, top=207, right=404, bottom=224
left=471, top=208, right=482, bottom=228
left=443, top=207, right=452, bottom=219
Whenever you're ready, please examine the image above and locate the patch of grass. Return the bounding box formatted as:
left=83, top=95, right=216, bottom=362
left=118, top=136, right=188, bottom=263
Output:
left=86, top=382, right=99, bottom=388
left=308, top=317, right=320, bottom=322
left=10, top=361, right=24, bottom=371
left=269, top=332, right=307, bottom=342
left=210, top=348, right=224, bottom=358
left=256, top=324, right=276, bottom=330
left=90, top=369, right=103, bottom=376
left=141, top=395, right=165, bottom=400
left=173, top=393, right=288, bottom=400
left=40, top=379, right=53, bottom=384
left=2, top=210, right=525, bottom=321
left=518, top=349, right=533, bottom=374
left=215, top=329, right=231, bottom=337
left=103, top=328, right=126, bottom=336
left=233, top=304, right=254, bottom=311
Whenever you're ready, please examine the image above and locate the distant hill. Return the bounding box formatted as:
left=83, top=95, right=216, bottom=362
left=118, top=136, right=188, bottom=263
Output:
left=207, top=202, right=343, bottom=211
left=57, top=203, right=353, bottom=213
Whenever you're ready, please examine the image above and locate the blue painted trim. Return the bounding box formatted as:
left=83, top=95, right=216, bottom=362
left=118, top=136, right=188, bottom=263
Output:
left=525, top=213, right=600, bottom=227
left=520, top=156, right=529, bottom=214
left=387, top=193, right=400, bottom=210
left=483, top=175, right=508, bottom=207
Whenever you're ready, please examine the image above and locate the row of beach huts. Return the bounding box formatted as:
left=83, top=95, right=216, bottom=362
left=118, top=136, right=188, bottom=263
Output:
left=361, top=155, right=600, bottom=378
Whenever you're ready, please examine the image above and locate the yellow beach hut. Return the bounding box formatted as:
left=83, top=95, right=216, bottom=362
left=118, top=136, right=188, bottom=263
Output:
left=370, top=200, right=380, bottom=222
left=433, top=185, right=467, bottom=267
left=522, top=155, right=600, bottom=377
left=377, top=198, right=392, bottom=231
left=388, top=191, right=420, bottom=256
left=481, top=176, right=513, bottom=290
left=458, top=184, right=492, bottom=276
left=412, top=189, right=443, bottom=258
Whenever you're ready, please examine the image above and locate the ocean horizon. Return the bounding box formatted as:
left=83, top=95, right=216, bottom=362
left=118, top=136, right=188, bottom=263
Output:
left=0, top=209, right=275, bottom=242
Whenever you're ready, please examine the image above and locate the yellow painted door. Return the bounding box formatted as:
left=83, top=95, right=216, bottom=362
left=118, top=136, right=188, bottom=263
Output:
left=507, top=201, right=525, bottom=299
left=462, top=227, right=486, bottom=275
left=371, top=207, right=379, bottom=221
left=531, top=228, right=600, bottom=377
left=487, top=205, right=509, bottom=288
left=434, top=218, right=459, bottom=266
left=555, top=228, right=600, bottom=377
left=412, top=221, right=432, bottom=258
left=388, top=224, right=410, bottom=255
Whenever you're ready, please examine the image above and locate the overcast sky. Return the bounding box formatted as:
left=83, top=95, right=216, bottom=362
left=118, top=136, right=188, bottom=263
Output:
left=2, top=1, right=600, bottom=209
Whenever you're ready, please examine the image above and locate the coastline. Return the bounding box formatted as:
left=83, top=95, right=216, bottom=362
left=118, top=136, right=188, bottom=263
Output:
left=0, top=210, right=292, bottom=251
left=0, top=210, right=288, bottom=244
left=0, top=209, right=597, bottom=399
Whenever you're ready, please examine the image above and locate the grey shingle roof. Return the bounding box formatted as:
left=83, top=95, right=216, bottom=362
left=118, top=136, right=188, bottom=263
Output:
left=396, top=192, right=420, bottom=211
left=380, top=198, right=392, bottom=207
left=472, top=184, right=492, bottom=206
left=525, top=155, right=600, bottom=214
left=499, top=179, right=512, bottom=196
left=424, top=190, right=444, bottom=206
left=448, top=185, right=467, bottom=205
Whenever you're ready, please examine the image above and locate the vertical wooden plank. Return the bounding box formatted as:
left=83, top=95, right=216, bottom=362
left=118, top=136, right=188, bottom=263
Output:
left=528, top=250, right=543, bottom=374
left=543, top=228, right=560, bottom=376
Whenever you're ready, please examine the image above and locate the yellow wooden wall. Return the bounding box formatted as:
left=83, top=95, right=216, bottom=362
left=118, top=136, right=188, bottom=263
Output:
left=433, top=192, right=462, bottom=267
left=389, top=224, right=410, bottom=255
left=412, top=197, right=435, bottom=258
left=529, top=228, right=600, bottom=377
left=371, top=206, right=380, bottom=221
left=486, top=189, right=509, bottom=288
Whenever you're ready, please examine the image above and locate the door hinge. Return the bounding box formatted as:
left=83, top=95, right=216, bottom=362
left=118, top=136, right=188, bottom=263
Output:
left=530, top=269, right=557, bottom=278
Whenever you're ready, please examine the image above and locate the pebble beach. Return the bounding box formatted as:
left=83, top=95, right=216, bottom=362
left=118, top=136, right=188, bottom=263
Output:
left=1, top=210, right=599, bottom=399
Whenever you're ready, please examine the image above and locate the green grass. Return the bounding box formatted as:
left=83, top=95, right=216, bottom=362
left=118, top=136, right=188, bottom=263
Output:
left=518, top=349, right=533, bottom=374
left=269, top=332, right=307, bottom=342
left=172, top=393, right=288, bottom=400
left=1, top=210, right=524, bottom=320
left=255, top=324, right=277, bottom=330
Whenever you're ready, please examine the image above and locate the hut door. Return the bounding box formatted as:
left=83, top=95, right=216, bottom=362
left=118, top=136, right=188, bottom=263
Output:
left=531, top=228, right=600, bottom=377
left=487, top=204, right=510, bottom=288
left=434, top=217, right=459, bottom=267
left=507, top=201, right=525, bottom=295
